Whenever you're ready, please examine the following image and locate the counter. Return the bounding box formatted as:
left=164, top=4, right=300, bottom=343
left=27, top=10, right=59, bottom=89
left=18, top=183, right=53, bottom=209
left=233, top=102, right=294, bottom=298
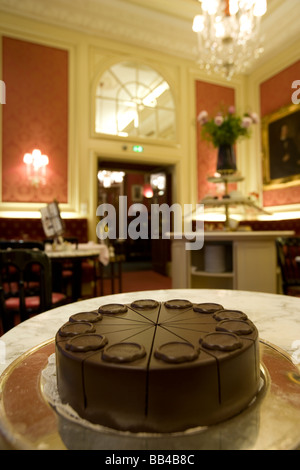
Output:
left=170, top=231, right=294, bottom=293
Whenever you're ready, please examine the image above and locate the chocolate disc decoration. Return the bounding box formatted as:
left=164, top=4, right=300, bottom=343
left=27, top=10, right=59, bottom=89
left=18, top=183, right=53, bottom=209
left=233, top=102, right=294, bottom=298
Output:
left=193, top=303, right=224, bottom=314
left=154, top=342, right=199, bottom=363
left=58, top=321, right=95, bottom=337
left=98, top=303, right=128, bottom=315
left=216, top=320, right=254, bottom=335
left=213, top=309, right=248, bottom=321
left=69, top=311, right=102, bottom=323
left=165, top=299, right=193, bottom=309
left=200, top=332, right=242, bottom=351
left=131, top=299, right=159, bottom=309
left=102, top=342, right=146, bottom=363
left=66, top=334, right=108, bottom=352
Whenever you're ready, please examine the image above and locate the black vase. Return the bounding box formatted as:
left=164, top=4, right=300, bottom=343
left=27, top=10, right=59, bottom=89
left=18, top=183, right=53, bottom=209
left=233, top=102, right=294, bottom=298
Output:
left=217, top=144, right=237, bottom=175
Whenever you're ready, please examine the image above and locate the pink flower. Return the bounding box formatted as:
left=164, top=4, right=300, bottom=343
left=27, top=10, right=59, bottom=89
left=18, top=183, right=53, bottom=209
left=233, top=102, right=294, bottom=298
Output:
left=228, top=106, right=235, bottom=114
left=197, top=110, right=208, bottom=125
left=249, top=112, right=259, bottom=124
left=214, top=115, right=224, bottom=126
left=241, top=116, right=252, bottom=128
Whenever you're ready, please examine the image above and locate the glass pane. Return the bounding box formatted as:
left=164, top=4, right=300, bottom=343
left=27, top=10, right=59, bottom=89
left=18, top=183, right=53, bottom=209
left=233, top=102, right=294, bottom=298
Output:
left=156, top=88, right=175, bottom=109
left=95, top=98, right=117, bottom=135
left=116, top=101, right=138, bottom=136
left=95, top=61, right=176, bottom=140
left=157, top=109, right=176, bottom=140
left=139, top=108, right=157, bottom=138
left=96, top=71, right=120, bottom=99
left=112, top=63, right=137, bottom=83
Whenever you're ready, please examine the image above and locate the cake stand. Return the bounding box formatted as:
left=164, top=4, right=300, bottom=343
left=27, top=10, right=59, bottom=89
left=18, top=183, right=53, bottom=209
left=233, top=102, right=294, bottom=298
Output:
left=202, top=174, right=270, bottom=228
left=0, top=338, right=299, bottom=450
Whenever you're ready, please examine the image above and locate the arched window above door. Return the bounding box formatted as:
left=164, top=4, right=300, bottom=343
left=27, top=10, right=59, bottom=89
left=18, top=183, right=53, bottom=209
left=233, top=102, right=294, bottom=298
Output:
left=95, top=62, right=176, bottom=141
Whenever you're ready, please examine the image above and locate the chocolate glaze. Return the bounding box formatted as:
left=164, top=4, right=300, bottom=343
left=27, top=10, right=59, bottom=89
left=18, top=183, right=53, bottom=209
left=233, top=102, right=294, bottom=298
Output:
left=165, top=299, right=193, bottom=309
left=131, top=299, right=159, bottom=309
left=69, top=311, right=102, bottom=323
left=55, top=299, right=260, bottom=433
left=213, top=309, right=248, bottom=321
left=98, top=303, right=128, bottom=315
left=193, top=303, right=224, bottom=313
left=154, top=341, right=199, bottom=363
left=65, top=334, right=108, bottom=352
left=102, top=342, right=146, bottom=363
left=58, top=321, right=96, bottom=337
left=200, top=332, right=242, bottom=351
left=216, top=319, right=254, bottom=335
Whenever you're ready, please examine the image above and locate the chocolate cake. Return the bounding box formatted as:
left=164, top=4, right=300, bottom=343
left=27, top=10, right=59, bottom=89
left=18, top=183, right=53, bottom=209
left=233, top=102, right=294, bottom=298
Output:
left=55, top=299, right=260, bottom=433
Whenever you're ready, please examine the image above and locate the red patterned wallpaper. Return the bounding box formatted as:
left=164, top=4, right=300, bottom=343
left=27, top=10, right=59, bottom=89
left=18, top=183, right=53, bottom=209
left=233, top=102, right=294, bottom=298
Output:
left=195, top=80, right=235, bottom=202
left=260, top=60, right=300, bottom=207
left=2, top=37, right=68, bottom=203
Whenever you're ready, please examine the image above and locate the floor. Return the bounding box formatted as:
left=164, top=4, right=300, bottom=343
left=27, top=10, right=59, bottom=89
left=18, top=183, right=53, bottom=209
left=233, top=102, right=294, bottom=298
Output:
left=99, top=261, right=172, bottom=296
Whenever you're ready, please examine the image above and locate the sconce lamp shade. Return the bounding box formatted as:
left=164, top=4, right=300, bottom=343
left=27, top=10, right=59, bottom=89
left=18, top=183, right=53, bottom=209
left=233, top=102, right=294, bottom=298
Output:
left=143, top=184, right=153, bottom=198
left=23, top=148, right=49, bottom=186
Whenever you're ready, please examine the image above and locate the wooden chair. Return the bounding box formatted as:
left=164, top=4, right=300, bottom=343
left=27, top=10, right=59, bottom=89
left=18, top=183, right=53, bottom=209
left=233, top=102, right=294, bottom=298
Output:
left=276, top=237, right=300, bottom=296
left=97, top=254, right=125, bottom=296
left=43, top=237, right=79, bottom=298
left=0, top=249, right=66, bottom=334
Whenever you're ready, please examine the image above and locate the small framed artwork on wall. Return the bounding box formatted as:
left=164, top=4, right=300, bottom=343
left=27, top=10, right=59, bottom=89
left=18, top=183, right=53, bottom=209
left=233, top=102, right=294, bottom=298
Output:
left=262, top=103, right=300, bottom=188
left=131, top=184, right=143, bottom=202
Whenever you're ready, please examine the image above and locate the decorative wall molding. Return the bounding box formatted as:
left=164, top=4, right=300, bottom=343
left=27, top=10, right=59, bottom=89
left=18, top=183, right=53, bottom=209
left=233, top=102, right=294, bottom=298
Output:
left=0, top=0, right=299, bottom=73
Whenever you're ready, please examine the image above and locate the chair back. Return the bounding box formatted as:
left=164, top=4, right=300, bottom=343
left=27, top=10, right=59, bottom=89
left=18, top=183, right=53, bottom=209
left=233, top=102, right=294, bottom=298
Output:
left=276, top=237, right=300, bottom=294
left=0, top=249, right=53, bottom=332
left=0, top=240, right=44, bottom=250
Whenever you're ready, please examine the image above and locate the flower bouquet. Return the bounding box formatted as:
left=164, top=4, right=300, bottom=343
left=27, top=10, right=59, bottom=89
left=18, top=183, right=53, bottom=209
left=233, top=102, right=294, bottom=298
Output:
left=197, top=106, right=259, bottom=174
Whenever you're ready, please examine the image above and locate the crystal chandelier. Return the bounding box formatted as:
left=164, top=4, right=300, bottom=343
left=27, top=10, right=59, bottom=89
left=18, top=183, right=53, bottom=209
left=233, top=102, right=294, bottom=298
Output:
left=192, top=0, right=267, bottom=79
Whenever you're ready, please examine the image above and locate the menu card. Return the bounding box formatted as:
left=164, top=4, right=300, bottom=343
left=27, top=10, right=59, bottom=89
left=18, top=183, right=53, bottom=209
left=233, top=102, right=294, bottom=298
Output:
left=40, top=201, right=65, bottom=238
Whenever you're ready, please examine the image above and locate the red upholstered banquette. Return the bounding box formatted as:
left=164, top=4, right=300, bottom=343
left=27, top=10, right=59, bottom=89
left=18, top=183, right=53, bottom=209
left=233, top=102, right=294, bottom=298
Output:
left=0, top=218, right=88, bottom=243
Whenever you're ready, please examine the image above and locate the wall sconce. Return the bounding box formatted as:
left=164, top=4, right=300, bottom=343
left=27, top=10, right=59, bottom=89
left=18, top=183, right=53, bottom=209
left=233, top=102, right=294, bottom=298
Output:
left=143, top=183, right=154, bottom=199
left=23, top=149, right=49, bottom=186
left=150, top=173, right=166, bottom=196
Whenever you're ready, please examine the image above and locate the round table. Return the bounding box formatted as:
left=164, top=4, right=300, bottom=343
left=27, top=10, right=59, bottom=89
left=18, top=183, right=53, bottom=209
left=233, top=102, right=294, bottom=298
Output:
left=46, top=245, right=109, bottom=301
left=0, top=289, right=299, bottom=450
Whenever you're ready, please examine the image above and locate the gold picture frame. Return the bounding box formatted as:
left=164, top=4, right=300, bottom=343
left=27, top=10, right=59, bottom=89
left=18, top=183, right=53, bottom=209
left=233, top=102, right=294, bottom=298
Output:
left=262, top=103, right=300, bottom=189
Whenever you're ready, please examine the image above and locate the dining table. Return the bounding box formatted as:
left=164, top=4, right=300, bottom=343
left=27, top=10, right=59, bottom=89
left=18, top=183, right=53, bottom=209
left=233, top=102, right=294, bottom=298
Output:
left=45, top=242, right=109, bottom=301
left=0, top=288, right=299, bottom=450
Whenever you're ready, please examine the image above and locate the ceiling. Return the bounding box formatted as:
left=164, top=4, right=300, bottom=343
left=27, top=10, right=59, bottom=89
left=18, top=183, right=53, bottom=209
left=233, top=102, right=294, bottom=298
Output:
left=0, top=0, right=299, bottom=74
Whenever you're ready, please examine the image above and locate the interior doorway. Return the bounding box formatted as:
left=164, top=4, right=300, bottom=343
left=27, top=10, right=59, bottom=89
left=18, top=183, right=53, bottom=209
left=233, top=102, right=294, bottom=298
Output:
left=97, top=159, right=174, bottom=276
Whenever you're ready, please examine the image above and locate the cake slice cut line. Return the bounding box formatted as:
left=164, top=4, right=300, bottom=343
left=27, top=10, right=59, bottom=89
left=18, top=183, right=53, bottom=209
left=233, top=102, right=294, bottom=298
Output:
left=156, top=324, right=200, bottom=346
left=161, top=323, right=218, bottom=335
left=111, top=324, right=155, bottom=344
left=96, top=323, right=155, bottom=338
left=98, top=312, right=155, bottom=325
left=159, top=314, right=216, bottom=326
left=157, top=306, right=197, bottom=323
left=127, top=306, right=161, bottom=325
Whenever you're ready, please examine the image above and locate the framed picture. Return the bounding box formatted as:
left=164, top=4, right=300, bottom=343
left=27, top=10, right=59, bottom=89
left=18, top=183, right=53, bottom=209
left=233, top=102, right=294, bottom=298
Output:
left=262, top=103, right=300, bottom=188
left=131, top=184, right=143, bottom=202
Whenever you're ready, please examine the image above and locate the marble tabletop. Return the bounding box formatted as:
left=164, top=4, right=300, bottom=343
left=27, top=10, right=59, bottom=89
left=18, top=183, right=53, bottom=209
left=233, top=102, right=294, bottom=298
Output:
left=45, top=242, right=109, bottom=265
left=1, top=288, right=300, bottom=375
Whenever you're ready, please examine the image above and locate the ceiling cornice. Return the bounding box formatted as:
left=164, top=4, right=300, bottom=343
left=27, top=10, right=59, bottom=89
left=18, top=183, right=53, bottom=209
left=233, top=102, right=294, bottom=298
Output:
left=0, top=0, right=299, bottom=72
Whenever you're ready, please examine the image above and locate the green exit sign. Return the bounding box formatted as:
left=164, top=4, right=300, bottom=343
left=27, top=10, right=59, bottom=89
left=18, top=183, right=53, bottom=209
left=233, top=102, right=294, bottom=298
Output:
left=133, top=145, right=144, bottom=153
